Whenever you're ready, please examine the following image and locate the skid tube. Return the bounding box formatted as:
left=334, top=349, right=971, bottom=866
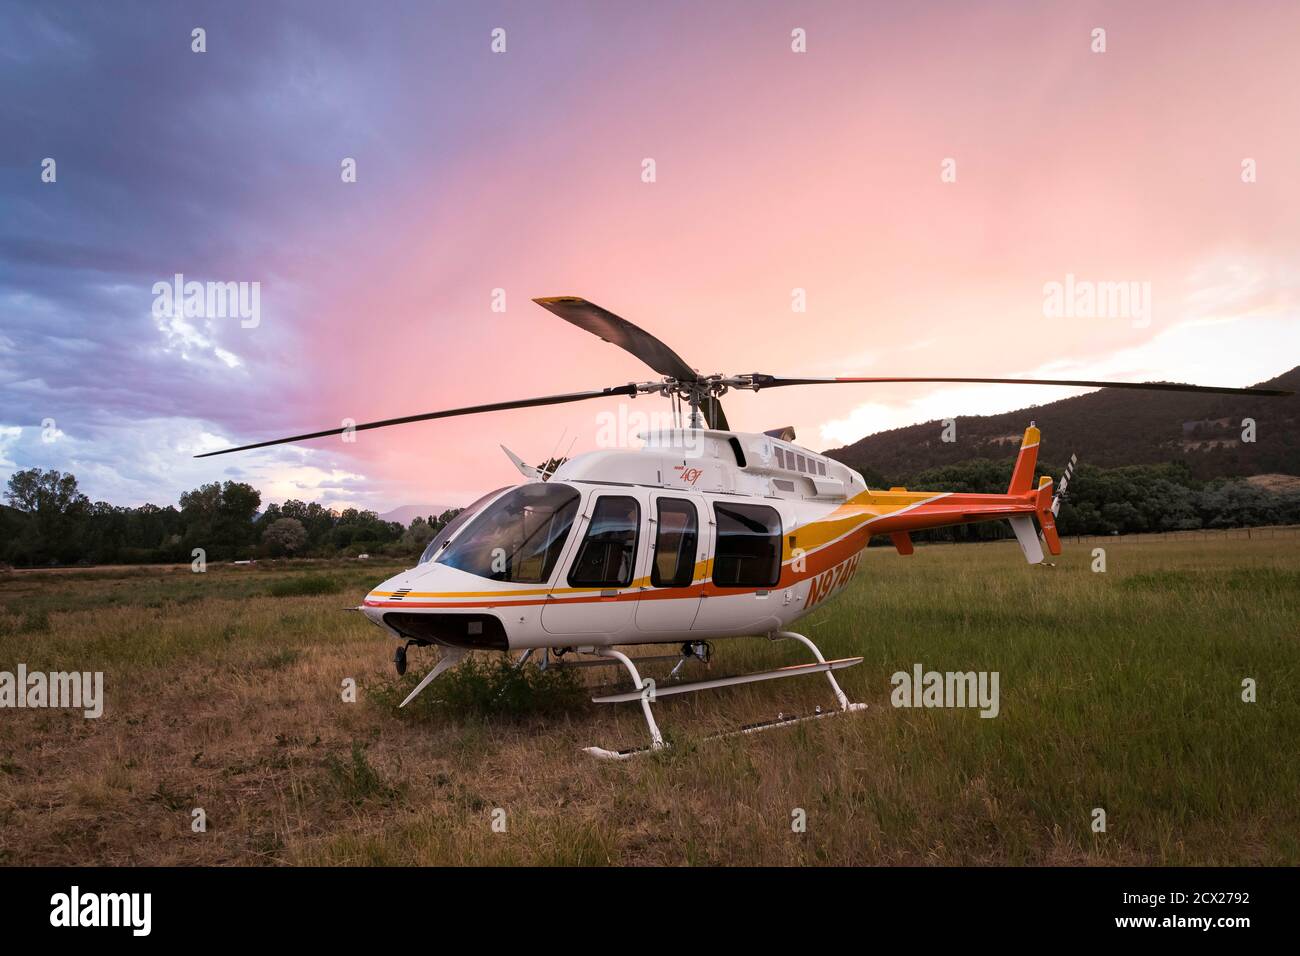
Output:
left=583, top=630, right=867, bottom=760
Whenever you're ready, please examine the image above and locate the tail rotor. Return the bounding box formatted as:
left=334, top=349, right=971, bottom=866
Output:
left=1052, top=453, right=1078, bottom=517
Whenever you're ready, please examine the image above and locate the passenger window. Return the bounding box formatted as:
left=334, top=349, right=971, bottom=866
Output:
left=712, top=502, right=782, bottom=588
left=651, top=498, right=698, bottom=588
left=567, top=496, right=640, bottom=588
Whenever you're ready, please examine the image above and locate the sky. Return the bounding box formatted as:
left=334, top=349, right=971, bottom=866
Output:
left=2, top=0, right=1298, bottom=513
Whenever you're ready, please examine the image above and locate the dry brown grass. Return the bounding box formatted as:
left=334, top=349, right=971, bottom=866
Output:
left=1, top=537, right=1296, bottom=866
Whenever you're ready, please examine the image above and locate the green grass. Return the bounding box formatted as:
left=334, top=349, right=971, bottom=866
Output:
left=0, top=536, right=1295, bottom=865
left=321, top=742, right=401, bottom=805
left=268, top=573, right=343, bottom=597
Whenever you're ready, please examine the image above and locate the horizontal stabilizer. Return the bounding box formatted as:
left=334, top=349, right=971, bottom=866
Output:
left=1008, top=515, right=1044, bottom=564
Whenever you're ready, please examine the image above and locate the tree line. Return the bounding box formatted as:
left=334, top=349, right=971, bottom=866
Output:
left=0, top=468, right=463, bottom=568
left=3, top=460, right=1297, bottom=568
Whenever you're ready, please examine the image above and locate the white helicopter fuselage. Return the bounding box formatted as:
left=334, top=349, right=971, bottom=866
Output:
left=362, top=428, right=873, bottom=650
left=360, top=423, right=1058, bottom=653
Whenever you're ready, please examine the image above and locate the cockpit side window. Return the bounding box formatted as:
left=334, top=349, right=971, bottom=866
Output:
left=434, top=483, right=580, bottom=583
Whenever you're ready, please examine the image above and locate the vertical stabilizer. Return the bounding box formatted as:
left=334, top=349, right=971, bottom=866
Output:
left=1007, top=423, right=1040, bottom=495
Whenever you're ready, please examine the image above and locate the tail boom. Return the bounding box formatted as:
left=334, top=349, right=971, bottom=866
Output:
left=863, top=423, right=1062, bottom=563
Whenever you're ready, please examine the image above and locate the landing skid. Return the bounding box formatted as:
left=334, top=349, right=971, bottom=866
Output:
left=583, top=630, right=866, bottom=759
left=585, top=706, right=849, bottom=760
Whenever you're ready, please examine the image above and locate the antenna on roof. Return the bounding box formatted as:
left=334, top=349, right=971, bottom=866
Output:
left=535, top=430, right=578, bottom=482
left=537, top=428, right=567, bottom=482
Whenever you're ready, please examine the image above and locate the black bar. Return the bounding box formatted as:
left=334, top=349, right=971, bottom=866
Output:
left=0, top=866, right=1280, bottom=942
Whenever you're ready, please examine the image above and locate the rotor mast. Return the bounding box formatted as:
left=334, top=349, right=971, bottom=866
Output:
left=687, top=392, right=704, bottom=430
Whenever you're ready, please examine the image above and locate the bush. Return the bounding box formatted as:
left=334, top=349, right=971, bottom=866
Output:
left=377, top=654, right=587, bottom=719
left=321, top=742, right=398, bottom=805
left=268, top=574, right=341, bottom=597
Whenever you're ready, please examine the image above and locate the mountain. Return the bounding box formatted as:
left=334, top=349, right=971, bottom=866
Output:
left=823, top=367, right=1300, bottom=484
left=378, top=503, right=460, bottom=527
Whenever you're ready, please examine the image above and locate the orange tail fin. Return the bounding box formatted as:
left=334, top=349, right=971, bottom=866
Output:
left=1007, top=423, right=1040, bottom=495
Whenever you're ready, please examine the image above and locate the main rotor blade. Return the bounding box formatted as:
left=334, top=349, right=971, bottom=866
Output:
left=747, top=375, right=1292, bottom=397
left=534, top=296, right=698, bottom=382
left=194, top=384, right=641, bottom=458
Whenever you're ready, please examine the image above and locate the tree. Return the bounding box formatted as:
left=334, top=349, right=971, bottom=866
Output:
left=263, top=517, right=308, bottom=556
left=401, top=516, right=434, bottom=554
left=179, top=480, right=262, bottom=559
left=3, top=468, right=90, bottom=563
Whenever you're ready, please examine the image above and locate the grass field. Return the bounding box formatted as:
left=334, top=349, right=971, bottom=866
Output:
left=1, top=534, right=1297, bottom=866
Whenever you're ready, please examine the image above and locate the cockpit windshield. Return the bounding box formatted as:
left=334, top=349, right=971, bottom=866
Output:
left=434, top=482, right=581, bottom=583
left=417, top=487, right=510, bottom=565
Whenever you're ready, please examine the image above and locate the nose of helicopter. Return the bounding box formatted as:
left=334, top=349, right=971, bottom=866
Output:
left=361, top=565, right=428, bottom=619
left=359, top=564, right=512, bottom=651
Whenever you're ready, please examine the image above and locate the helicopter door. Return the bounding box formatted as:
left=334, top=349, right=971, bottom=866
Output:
left=541, top=493, right=642, bottom=636
left=634, top=494, right=704, bottom=634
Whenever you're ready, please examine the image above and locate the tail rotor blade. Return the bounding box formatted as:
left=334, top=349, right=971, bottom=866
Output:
left=1053, top=452, right=1078, bottom=516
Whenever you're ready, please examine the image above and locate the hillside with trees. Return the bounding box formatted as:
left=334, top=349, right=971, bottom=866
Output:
left=824, top=366, right=1299, bottom=484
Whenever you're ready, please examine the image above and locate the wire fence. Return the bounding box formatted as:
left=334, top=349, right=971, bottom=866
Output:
left=1063, top=525, right=1300, bottom=546
left=911, top=524, right=1300, bottom=549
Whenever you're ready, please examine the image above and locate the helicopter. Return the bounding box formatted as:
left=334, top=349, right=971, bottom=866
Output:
left=198, top=296, right=1290, bottom=757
